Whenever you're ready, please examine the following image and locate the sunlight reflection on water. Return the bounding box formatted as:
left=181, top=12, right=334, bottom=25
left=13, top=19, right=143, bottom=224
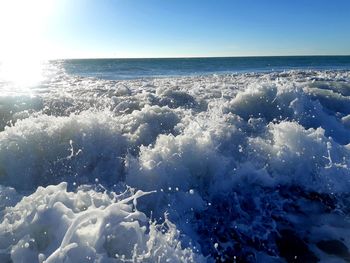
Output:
left=0, top=59, right=44, bottom=85
left=0, top=59, right=49, bottom=95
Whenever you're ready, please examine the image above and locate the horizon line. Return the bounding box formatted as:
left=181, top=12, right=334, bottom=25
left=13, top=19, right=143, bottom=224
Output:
left=48, top=54, right=350, bottom=61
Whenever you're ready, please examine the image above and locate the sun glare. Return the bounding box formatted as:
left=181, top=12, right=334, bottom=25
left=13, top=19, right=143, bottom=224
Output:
left=0, top=0, right=57, bottom=86
left=0, top=60, right=44, bottom=88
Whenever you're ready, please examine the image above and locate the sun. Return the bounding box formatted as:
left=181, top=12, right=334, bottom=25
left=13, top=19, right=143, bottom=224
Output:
left=0, top=0, right=57, bottom=86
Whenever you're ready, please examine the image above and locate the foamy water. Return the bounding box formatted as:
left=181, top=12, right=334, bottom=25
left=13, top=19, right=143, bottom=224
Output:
left=1, top=62, right=350, bottom=262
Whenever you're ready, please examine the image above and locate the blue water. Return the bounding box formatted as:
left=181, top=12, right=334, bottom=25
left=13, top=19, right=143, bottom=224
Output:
left=59, top=56, right=350, bottom=80
left=2, top=55, right=350, bottom=262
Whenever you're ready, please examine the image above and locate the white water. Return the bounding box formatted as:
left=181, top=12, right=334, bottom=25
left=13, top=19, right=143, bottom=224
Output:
left=1, top=69, right=350, bottom=262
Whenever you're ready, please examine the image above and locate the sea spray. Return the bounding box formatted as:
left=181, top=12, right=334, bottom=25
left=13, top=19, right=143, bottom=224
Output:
left=1, top=69, right=350, bottom=261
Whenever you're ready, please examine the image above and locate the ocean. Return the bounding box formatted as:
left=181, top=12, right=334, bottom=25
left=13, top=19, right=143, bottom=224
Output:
left=1, top=56, right=350, bottom=262
left=60, top=56, right=350, bottom=79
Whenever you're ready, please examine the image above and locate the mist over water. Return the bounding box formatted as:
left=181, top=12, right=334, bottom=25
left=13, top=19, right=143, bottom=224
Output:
left=1, top=57, right=350, bottom=262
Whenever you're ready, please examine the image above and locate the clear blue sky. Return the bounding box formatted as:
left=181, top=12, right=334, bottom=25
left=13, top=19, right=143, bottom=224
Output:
left=2, top=0, right=350, bottom=59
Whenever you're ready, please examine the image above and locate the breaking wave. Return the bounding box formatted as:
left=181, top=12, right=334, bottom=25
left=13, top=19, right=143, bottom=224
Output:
left=1, top=69, right=350, bottom=262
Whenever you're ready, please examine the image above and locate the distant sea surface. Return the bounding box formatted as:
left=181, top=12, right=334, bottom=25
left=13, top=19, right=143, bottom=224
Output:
left=60, top=55, right=350, bottom=79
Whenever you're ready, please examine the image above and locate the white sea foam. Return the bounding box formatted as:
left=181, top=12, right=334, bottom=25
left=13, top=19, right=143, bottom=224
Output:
left=1, top=70, right=350, bottom=262
left=0, top=183, right=203, bottom=262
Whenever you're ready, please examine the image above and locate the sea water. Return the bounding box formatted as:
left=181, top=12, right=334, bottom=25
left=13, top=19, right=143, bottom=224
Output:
left=1, top=56, right=350, bottom=262
left=60, top=56, right=350, bottom=79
